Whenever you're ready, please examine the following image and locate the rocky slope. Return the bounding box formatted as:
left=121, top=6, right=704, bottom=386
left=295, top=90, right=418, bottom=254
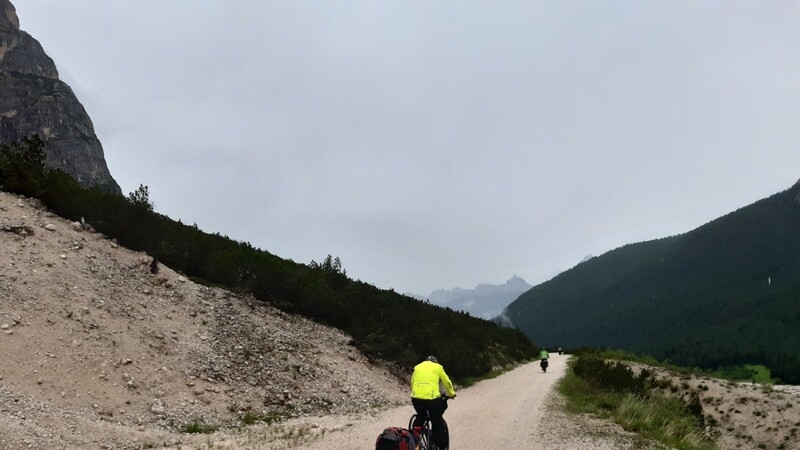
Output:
left=624, top=361, right=800, bottom=450
left=0, top=0, right=120, bottom=193
left=0, top=190, right=407, bottom=449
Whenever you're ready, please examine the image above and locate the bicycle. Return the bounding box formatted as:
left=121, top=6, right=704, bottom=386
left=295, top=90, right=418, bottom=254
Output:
left=408, top=395, right=451, bottom=450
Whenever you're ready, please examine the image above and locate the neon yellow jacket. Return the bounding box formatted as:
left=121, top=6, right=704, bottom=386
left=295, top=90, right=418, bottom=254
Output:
left=411, top=360, right=456, bottom=400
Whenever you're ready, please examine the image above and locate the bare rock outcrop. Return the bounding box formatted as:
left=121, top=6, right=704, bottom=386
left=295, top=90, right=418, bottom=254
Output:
left=0, top=0, right=120, bottom=193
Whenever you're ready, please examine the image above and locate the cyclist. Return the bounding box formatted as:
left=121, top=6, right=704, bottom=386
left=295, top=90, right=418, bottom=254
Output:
left=540, top=347, right=549, bottom=361
left=539, top=347, right=550, bottom=372
left=411, top=356, right=456, bottom=450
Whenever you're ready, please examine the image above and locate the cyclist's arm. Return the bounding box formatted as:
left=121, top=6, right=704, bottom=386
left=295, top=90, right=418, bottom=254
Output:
left=438, top=367, right=456, bottom=397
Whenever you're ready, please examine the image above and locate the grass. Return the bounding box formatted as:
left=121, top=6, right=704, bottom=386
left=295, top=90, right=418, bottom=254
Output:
left=616, top=394, right=711, bottom=449
left=182, top=421, right=219, bottom=434
left=558, top=354, right=717, bottom=450
left=746, top=365, right=772, bottom=384
left=240, top=410, right=285, bottom=426
left=708, top=364, right=773, bottom=383
left=588, top=348, right=661, bottom=366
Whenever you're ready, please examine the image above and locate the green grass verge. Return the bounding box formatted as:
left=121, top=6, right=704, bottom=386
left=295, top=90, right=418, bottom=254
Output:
left=708, top=364, right=772, bottom=383
left=558, top=356, right=717, bottom=450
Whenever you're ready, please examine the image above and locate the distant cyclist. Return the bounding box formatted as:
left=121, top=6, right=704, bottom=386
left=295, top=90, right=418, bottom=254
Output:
left=539, top=347, right=550, bottom=372
left=411, top=356, right=456, bottom=450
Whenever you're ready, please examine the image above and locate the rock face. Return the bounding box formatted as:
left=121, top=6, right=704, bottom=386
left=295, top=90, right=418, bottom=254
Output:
left=0, top=0, right=120, bottom=193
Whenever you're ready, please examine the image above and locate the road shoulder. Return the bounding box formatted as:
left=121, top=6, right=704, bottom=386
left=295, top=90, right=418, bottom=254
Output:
left=538, top=381, right=670, bottom=450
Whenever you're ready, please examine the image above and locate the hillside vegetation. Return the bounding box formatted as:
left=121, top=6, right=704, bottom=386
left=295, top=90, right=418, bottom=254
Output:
left=506, top=180, right=800, bottom=383
left=0, top=136, right=535, bottom=378
left=560, top=350, right=800, bottom=450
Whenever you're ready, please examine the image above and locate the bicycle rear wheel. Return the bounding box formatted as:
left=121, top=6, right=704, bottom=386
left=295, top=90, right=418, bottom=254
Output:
left=440, top=418, right=449, bottom=450
left=409, top=414, right=429, bottom=449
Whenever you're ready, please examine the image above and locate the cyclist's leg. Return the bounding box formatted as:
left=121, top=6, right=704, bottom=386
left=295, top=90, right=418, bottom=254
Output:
left=411, top=398, right=429, bottom=429
left=426, top=400, right=446, bottom=449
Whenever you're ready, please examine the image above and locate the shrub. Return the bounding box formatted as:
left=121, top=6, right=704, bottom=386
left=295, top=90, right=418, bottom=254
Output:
left=0, top=135, right=47, bottom=196
left=572, top=354, right=655, bottom=396
left=182, top=421, right=217, bottom=434
left=563, top=355, right=715, bottom=450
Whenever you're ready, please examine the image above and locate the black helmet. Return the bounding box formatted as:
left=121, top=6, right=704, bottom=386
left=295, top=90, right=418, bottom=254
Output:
left=426, top=355, right=438, bottom=363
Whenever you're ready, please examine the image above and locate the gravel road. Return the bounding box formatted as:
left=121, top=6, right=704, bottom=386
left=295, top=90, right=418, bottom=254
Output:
left=304, top=354, right=572, bottom=449
left=188, top=353, right=657, bottom=449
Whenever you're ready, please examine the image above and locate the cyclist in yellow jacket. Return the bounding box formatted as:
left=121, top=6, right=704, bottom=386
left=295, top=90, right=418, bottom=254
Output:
left=411, top=356, right=456, bottom=450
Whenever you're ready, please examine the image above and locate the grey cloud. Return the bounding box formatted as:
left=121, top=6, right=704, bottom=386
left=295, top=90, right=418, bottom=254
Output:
left=15, top=0, right=800, bottom=294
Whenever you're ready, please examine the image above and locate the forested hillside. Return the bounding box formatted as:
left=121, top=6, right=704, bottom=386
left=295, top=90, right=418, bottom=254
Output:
left=506, top=180, right=800, bottom=383
left=0, top=137, right=536, bottom=378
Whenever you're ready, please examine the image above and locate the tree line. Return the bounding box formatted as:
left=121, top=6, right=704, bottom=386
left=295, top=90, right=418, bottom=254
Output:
left=0, top=136, right=536, bottom=378
left=507, top=180, right=800, bottom=383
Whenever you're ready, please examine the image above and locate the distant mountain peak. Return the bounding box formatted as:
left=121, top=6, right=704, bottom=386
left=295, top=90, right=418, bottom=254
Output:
left=427, top=276, right=532, bottom=319
left=1, top=0, right=19, bottom=30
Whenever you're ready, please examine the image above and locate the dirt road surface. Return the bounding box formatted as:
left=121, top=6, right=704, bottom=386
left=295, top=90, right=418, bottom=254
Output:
left=297, top=353, right=656, bottom=450
left=185, top=353, right=654, bottom=449
left=297, top=356, right=566, bottom=449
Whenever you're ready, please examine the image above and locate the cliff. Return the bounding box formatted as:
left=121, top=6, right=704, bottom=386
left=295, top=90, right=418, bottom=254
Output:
left=0, top=0, right=120, bottom=193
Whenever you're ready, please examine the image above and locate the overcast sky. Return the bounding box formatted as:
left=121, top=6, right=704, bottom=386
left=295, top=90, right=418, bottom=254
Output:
left=14, top=1, right=800, bottom=295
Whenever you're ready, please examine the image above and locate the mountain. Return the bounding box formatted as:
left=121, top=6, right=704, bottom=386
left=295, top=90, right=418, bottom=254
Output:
left=0, top=0, right=120, bottom=192
left=0, top=0, right=533, bottom=398
left=505, top=180, right=800, bottom=383
left=426, top=275, right=532, bottom=319
left=0, top=190, right=407, bottom=448
left=0, top=136, right=536, bottom=381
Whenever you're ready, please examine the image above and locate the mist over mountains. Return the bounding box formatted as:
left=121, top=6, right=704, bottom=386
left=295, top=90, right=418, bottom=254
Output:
left=413, top=275, right=532, bottom=319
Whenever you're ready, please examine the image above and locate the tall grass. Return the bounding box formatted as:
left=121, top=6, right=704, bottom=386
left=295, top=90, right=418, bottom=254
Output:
left=558, top=353, right=716, bottom=450
left=616, top=395, right=710, bottom=450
